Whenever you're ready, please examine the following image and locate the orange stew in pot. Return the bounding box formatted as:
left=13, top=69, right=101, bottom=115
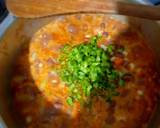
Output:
left=11, top=14, right=160, bottom=128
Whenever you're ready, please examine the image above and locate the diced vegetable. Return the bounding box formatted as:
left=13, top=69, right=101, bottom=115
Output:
left=57, top=34, right=126, bottom=105
left=66, top=97, right=73, bottom=105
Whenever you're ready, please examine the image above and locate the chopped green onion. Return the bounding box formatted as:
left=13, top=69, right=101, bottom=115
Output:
left=57, top=34, right=126, bottom=105
left=119, top=79, right=125, bottom=86
left=66, top=97, right=73, bottom=105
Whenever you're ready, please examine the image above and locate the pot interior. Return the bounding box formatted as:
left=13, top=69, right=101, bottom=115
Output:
left=0, top=14, right=160, bottom=128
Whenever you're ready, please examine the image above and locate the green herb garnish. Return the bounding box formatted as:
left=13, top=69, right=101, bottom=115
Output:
left=66, top=97, right=73, bottom=105
left=58, top=34, right=125, bottom=105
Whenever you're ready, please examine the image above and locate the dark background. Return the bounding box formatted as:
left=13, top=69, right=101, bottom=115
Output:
left=150, top=0, right=160, bottom=5
left=0, top=0, right=8, bottom=23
